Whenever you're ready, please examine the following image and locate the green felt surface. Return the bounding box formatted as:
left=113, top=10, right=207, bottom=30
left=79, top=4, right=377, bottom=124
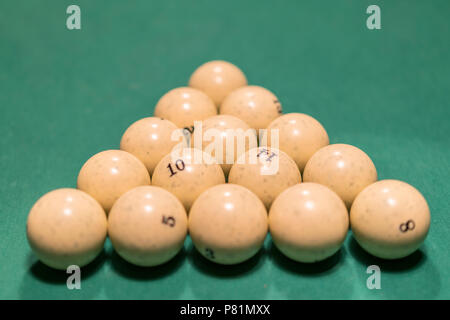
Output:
left=0, top=0, right=449, bottom=300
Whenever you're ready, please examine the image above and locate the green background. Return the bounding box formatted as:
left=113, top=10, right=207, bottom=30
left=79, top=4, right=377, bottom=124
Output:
left=0, top=0, right=449, bottom=300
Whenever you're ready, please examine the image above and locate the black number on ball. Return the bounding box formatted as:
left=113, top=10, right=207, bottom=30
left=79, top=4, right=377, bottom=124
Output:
left=167, top=159, right=186, bottom=177
left=162, top=215, right=176, bottom=227
left=399, top=220, right=415, bottom=233
left=257, top=148, right=277, bottom=162
left=274, top=99, right=282, bottom=114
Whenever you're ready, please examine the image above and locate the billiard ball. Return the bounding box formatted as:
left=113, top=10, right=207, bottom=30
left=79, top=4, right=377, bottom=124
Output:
left=189, top=60, right=247, bottom=106
left=192, top=114, right=257, bottom=175
left=26, top=188, right=107, bottom=270
left=151, top=148, right=225, bottom=211
left=269, top=183, right=349, bottom=263
left=154, top=87, right=217, bottom=129
left=350, top=180, right=430, bottom=259
left=77, top=150, right=151, bottom=212
left=120, top=117, right=183, bottom=175
left=189, top=184, right=268, bottom=264
left=108, top=186, right=187, bottom=267
left=303, top=144, right=377, bottom=208
left=261, top=113, right=329, bottom=172
left=220, top=85, right=282, bottom=132
left=228, top=147, right=301, bottom=209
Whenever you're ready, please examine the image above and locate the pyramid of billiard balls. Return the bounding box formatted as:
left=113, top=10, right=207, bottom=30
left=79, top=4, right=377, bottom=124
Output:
left=26, top=61, right=430, bottom=270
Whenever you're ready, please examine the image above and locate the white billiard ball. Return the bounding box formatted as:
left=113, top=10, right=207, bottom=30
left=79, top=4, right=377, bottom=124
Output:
left=189, top=60, right=247, bottom=106
left=269, top=183, right=349, bottom=263
left=220, top=85, right=282, bottom=132
left=108, top=186, right=188, bottom=267
left=120, top=117, right=182, bottom=175
left=151, top=148, right=225, bottom=211
left=303, top=144, right=377, bottom=208
left=27, top=188, right=107, bottom=270
left=189, top=184, right=268, bottom=264
left=77, top=150, right=151, bottom=212
left=154, top=87, right=217, bottom=129
left=350, top=180, right=431, bottom=259
left=192, top=114, right=257, bottom=176
left=228, top=147, right=301, bottom=209
left=261, top=113, right=329, bottom=172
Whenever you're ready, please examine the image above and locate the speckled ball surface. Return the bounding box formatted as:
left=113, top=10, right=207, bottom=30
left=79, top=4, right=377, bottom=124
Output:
left=154, top=87, right=217, bottom=128
left=350, top=180, right=430, bottom=259
left=189, top=60, right=248, bottom=106
left=269, top=183, right=349, bottom=263
left=303, top=144, right=377, bottom=208
left=108, top=186, right=188, bottom=267
left=120, top=117, right=182, bottom=175
left=152, top=148, right=225, bottom=211
left=189, top=184, right=268, bottom=265
left=228, top=147, right=301, bottom=209
left=262, top=113, right=329, bottom=172
left=192, top=115, right=257, bottom=175
left=220, top=85, right=282, bottom=132
left=27, top=188, right=107, bottom=270
left=77, top=150, right=151, bottom=212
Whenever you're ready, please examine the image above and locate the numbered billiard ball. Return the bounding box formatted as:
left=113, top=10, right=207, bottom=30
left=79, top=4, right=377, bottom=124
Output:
left=189, top=184, right=268, bottom=264
left=192, top=114, right=257, bottom=175
left=220, top=85, right=282, bottom=132
left=120, top=117, right=183, bottom=175
left=303, top=144, right=377, bottom=208
left=108, top=186, right=188, bottom=267
left=261, top=113, right=329, bottom=172
left=228, top=147, right=301, bottom=209
left=27, top=188, right=107, bottom=270
left=189, top=60, right=248, bottom=106
left=77, top=150, right=151, bottom=212
left=350, top=180, right=430, bottom=259
left=269, top=183, right=349, bottom=263
left=154, top=87, right=217, bottom=129
left=151, top=148, right=225, bottom=211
